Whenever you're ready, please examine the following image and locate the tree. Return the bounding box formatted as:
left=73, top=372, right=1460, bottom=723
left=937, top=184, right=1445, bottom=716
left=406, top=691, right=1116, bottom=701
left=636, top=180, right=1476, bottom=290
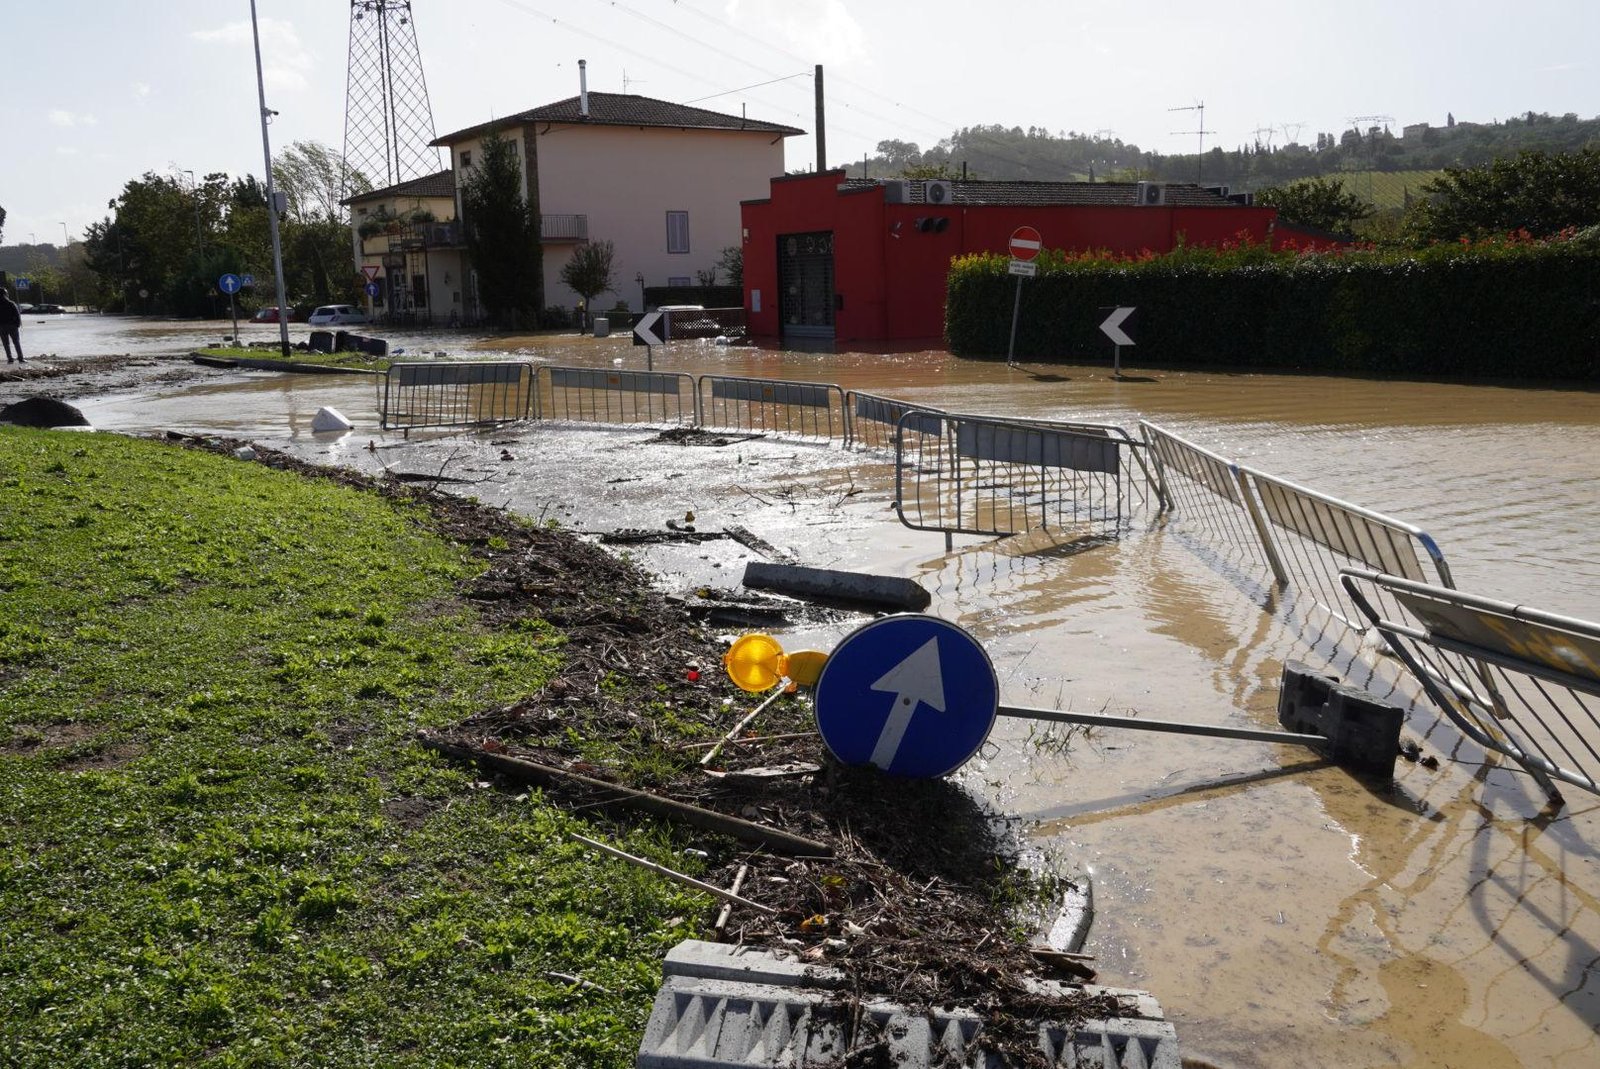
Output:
left=461, top=131, right=541, bottom=328
left=273, top=140, right=368, bottom=225
left=715, top=245, right=743, bottom=288
left=1405, top=147, right=1600, bottom=242
left=0, top=203, right=6, bottom=244
left=1257, top=177, right=1374, bottom=234
left=559, top=240, right=617, bottom=330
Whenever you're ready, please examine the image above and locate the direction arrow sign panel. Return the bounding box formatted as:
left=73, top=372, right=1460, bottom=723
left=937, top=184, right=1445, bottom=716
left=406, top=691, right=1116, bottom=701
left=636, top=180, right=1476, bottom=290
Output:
left=217, top=273, right=242, bottom=295
left=813, top=615, right=999, bottom=778
left=365, top=282, right=381, bottom=298
left=1100, top=306, right=1136, bottom=346
left=1008, top=225, right=1042, bottom=262
left=632, top=310, right=664, bottom=347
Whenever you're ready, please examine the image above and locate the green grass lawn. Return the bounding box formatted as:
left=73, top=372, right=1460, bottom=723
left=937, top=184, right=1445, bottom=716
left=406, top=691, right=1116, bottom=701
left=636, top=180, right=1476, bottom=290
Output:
left=0, top=429, right=712, bottom=1067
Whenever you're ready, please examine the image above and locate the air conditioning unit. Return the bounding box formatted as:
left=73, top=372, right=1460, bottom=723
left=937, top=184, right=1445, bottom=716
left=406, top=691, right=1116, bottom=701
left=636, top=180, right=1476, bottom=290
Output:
left=1227, top=191, right=1256, bottom=207
left=1203, top=184, right=1230, bottom=199
left=883, top=180, right=912, bottom=204
left=1136, top=181, right=1166, bottom=206
left=924, top=180, right=954, bottom=206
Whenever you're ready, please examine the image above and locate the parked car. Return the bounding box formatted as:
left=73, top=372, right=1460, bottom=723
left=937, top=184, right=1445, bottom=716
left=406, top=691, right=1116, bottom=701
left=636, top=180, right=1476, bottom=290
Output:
left=29, top=303, right=65, bottom=315
left=307, top=304, right=370, bottom=327
left=250, top=306, right=299, bottom=324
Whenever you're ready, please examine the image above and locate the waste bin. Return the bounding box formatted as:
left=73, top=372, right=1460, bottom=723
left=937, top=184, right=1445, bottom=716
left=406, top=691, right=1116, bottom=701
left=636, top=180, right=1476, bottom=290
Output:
left=593, top=316, right=610, bottom=338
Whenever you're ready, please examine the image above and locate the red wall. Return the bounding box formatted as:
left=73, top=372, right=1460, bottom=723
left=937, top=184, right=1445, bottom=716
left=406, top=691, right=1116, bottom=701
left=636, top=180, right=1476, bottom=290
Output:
left=742, top=173, right=1291, bottom=344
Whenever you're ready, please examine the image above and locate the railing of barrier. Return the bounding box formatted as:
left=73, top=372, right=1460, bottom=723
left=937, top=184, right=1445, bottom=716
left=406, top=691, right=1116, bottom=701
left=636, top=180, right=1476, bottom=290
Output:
left=380, top=361, right=536, bottom=433
left=1140, top=422, right=1267, bottom=561
left=537, top=365, right=695, bottom=427
left=1240, top=466, right=1454, bottom=631
left=846, top=391, right=948, bottom=453
left=895, top=410, right=1139, bottom=538
left=696, top=376, right=847, bottom=443
left=1343, top=569, right=1600, bottom=803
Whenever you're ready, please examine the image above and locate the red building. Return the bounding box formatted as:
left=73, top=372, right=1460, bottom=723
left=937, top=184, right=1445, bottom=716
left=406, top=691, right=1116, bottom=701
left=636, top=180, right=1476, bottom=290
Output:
left=740, top=171, right=1325, bottom=346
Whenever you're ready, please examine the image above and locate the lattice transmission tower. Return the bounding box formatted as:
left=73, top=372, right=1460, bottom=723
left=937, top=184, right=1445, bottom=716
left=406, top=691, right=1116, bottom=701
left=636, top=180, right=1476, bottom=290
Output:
left=342, top=0, right=441, bottom=196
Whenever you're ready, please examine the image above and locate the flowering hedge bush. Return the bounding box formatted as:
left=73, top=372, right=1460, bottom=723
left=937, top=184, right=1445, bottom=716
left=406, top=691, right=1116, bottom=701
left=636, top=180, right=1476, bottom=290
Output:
left=945, top=230, right=1600, bottom=381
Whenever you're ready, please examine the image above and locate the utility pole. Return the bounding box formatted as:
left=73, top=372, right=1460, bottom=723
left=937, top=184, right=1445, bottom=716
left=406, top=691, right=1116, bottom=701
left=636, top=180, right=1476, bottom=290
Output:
left=182, top=170, right=204, bottom=252
left=1168, top=102, right=1214, bottom=183
left=59, top=223, right=77, bottom=309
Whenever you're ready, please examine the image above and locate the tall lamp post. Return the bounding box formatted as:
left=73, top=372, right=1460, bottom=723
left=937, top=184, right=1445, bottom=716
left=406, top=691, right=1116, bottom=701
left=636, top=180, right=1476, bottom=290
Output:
left=59, top=223, right=77, bottom=309
left=250, top=0, right=292, bottom=358
left=181, top=170, right=204, bottom=252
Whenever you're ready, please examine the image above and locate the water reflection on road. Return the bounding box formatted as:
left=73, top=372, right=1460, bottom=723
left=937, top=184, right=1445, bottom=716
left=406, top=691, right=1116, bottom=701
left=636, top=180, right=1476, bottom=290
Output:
left=39, top=317, right=1600, bottom=1067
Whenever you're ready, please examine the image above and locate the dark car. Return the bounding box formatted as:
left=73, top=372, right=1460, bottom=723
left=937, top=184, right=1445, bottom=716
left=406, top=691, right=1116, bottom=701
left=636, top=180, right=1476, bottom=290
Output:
left=30, top=304, right=65, bottom=315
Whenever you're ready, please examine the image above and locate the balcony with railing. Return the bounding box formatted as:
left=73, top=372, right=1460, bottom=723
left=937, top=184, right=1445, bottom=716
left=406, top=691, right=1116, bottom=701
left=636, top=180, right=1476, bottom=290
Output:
left=540, top=214, right=588, bottom=242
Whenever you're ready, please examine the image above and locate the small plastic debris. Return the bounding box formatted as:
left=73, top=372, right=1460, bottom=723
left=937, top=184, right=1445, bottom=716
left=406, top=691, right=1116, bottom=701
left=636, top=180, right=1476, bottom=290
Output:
left=232, top=446, right=257, bottom=461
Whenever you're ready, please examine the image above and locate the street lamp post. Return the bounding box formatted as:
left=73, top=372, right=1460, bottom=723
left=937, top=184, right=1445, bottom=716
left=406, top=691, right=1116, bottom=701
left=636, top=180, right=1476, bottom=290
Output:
left=250, top=0, right=292, bottom=358
left=59, top=223, right=77, bottom=309
left=182, top=170, right=204, bottom=252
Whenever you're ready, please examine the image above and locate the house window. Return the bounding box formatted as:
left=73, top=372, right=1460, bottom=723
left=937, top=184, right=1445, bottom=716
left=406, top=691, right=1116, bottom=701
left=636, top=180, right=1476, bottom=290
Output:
left=668, top=276, right=691, bottom=287
left=459, top=150, right=472, bottom=170
left=666, top=211, right=690, bottom=254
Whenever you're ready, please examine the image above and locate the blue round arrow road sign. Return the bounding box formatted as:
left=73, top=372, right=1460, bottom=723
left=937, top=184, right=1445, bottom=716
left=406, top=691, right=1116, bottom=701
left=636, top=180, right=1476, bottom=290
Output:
left=365, top=281, right=381, bottom=297
left=218, top=273, right=242, bottom=295
left=813, top=614, right=998, bottom=778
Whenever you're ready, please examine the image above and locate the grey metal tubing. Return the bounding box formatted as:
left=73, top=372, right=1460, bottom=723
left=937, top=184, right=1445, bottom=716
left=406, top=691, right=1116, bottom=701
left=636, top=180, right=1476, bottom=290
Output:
left=996, top=703, right=1327, bottom=747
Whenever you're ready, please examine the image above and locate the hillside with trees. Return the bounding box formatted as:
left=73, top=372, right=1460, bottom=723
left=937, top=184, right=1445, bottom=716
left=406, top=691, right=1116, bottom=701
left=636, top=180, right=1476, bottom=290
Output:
left=859, top=110, right=1600, bottom=196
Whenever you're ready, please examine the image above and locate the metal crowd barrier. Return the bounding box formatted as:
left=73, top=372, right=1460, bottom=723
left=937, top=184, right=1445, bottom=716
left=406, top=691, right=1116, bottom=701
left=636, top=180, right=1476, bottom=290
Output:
left=1141, top=421, right=1455, bottom=633
left=1342, top=569, right=1600, bottom=803
left=1240, top=467, right=1454, bottom=630
left=846, top=391, right=947, bottom=452
left=1140, top=422, right=1271, bottom=562
left=379, top=361, right=535, bottom=433
left=537, top=365, right=695, bottom=427
left=696, top=375, right=847, bottom=443
left=895, top=410, right=1140, bottom=540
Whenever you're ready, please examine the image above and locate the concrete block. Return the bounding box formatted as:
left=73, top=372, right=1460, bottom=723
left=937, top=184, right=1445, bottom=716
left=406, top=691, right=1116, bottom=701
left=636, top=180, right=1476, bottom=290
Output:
left=1041, top=877, right=1094, bottom=953
left=742, top=561, right=931, bottom=612
left=1278, top=661, right=1402, bottom=776
left=639, top=939, right=1181, bottom=1068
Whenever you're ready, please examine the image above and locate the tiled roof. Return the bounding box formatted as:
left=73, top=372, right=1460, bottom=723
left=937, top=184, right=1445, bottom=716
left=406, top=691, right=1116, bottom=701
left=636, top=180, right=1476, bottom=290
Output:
left=434, top=92, right=805, bottom=145
left=342, top=170, right=455, bottom=205
left=839, top=179, right=1245, bottom=208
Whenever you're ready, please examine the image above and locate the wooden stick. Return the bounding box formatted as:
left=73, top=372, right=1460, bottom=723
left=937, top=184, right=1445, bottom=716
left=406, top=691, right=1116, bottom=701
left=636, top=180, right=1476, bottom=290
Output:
left=700, top=684, right=790, bottom=767
left=714, top=863, right=751, bottom=935
left=418, top=733, right=832, bottom=857
left=680, top=731, right=815, bottom=750
left=570, top=834, right=776, bottom=914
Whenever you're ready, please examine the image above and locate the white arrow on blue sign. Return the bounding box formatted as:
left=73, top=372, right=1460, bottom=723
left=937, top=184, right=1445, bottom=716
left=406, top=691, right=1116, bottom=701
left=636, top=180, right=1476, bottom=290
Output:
left=813, top=615, right=998, bottom=778
left=365, top=281, right=381, bottom=297
left=632, top=310, right=664, bottom=347
left=218, top=273, right=242, bottom=295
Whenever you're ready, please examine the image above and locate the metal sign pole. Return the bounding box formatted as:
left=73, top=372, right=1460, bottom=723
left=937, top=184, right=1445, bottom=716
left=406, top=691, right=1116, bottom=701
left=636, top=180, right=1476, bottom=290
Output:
left=229, top=292, right=239, bottom=346
left=646, top=343, right=653, bottom=372
left=1114, top=342, right=1121, bottom=378
left=1006, top=275, right=1023, bottom=366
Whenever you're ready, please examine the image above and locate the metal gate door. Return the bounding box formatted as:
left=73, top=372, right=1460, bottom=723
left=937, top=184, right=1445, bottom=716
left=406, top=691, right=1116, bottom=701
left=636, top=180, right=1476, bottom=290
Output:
left=777, top=230, right=835, bottom=341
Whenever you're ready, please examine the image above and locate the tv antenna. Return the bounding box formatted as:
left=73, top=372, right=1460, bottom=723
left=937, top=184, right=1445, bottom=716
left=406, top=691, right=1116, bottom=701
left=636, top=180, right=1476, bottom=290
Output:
left=623, top=69, right=646, bottom=95
left=1168, top=101, right=1214, bottom=182
left=343, top=0, right=441, bottom=195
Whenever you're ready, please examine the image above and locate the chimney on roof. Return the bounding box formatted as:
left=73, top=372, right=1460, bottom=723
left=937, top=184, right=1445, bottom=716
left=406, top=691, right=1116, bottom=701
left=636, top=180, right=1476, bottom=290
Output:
left=579, top=59, right=589, bottom=118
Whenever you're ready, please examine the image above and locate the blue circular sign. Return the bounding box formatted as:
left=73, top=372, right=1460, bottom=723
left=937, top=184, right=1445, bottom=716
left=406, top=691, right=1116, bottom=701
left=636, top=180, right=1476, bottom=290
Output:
left=813, top=615, right=998, bottom=778
left=218, top=273, right=242, bottom=295
left=365, top=281, right=381, bottom=297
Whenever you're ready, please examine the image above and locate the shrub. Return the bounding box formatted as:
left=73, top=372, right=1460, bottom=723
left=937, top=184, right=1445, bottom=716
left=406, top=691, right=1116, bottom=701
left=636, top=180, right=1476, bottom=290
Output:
left=945, top=233, right=1600, bottom=381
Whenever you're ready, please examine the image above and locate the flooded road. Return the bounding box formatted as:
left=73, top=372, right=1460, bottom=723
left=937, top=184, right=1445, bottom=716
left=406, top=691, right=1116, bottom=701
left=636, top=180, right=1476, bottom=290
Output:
left=11, top=317, right=1600, bottom=1066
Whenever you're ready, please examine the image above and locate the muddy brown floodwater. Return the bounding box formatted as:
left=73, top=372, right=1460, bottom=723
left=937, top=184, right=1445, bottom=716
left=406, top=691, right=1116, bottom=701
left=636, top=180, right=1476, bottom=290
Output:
left=17, top=317, right=1600, bottom=1067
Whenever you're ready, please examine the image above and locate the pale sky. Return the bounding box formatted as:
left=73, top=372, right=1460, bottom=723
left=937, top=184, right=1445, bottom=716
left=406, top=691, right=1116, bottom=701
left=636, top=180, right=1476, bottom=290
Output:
left=4, top=0, right=1598, bottom=247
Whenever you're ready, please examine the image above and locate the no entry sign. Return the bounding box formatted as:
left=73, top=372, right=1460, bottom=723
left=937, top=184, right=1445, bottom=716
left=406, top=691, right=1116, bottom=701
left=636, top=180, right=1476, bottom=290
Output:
left=1008, top=226, right=1042, bottom=262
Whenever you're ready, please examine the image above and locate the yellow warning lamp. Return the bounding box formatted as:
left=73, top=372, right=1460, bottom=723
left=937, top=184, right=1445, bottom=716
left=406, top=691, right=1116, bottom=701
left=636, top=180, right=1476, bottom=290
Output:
left=723, top=634, right=829, bottom=693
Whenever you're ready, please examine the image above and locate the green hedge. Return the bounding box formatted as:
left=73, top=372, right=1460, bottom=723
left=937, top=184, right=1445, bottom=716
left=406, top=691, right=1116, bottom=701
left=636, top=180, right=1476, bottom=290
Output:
left=946, top=234, right=1600, bottom=381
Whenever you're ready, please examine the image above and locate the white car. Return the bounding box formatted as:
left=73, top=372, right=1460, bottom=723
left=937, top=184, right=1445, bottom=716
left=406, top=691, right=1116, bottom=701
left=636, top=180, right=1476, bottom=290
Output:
left=307, top=304, right=370, bottom=327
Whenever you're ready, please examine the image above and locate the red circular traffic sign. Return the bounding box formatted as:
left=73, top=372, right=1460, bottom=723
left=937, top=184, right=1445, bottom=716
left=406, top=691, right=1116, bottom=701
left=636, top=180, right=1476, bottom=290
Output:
left=1008, top=226, right=1042, bottom=261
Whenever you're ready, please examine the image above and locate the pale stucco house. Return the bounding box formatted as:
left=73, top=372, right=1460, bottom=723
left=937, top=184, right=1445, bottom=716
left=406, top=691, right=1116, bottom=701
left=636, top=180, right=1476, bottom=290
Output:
left=343, top=170, right=466, bottom=326
left=430, top=85, right=803, bottom=322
